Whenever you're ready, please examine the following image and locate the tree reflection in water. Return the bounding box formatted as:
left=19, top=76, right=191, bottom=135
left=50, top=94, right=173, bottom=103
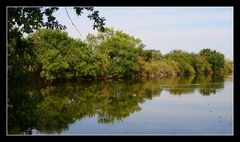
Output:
left=8, top=74, right=226, bottom=134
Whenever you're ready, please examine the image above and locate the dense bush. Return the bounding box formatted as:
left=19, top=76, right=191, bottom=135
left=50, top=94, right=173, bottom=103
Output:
left=165, top=50, right=195, bottom=75
left=223, top=60, right=233, bottom=74
left=200, top=48, right=225, bottom=73
left=8, top=28, right=233, bottom=83
left=85, top=28, right=145, bottom=78
left=191, top=54, right=212, bottom=74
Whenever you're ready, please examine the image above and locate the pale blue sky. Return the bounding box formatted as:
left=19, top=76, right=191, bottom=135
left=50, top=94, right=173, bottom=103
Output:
left=53, top=7, right=233, bottom=60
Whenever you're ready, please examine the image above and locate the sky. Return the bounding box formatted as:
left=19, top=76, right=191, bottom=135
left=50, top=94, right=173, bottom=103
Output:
left=53, top=7, right=233, bottom=60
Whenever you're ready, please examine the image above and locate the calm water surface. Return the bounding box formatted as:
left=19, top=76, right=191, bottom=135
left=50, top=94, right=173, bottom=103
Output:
left=8, top=75, right=233, bottom=135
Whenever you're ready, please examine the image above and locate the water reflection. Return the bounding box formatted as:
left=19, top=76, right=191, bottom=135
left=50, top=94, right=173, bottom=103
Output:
left=8, top=74, right=227, bottom=134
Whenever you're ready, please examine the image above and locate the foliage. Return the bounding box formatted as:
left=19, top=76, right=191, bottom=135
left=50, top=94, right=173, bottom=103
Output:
left=165, top=50, right=195, bottom=75
left=8, top=7, right=106, bottom=34
left=142, top=49, right=162, bottom=61
left=200, top=48, right=225, bottom=73
left=8, top=7, right=106, bottom=83
left=190, top=54, right=212, bottom=74
left=8, top=31, right=35, bottom=83
left=223, top=59, right=233, bottom=74
left=8, top=28, right=232, bottom=83
left=85, top=28, right=145, bottom=78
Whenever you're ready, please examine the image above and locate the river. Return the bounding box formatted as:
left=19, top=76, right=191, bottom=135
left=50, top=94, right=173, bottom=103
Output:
left=7, top=74, right=233, bottom=135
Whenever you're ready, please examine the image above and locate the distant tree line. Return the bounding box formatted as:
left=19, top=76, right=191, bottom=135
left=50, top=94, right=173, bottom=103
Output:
left=8, top=28, right=233, bottom=83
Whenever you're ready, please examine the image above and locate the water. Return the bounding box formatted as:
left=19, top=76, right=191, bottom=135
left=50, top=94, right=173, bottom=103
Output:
left=7, top=75, right=233, bottom=135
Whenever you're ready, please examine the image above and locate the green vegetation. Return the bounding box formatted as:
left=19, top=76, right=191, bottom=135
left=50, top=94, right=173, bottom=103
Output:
left=8, top=7, right=106, bottom=83
left=199, top=48, right=225, bottom=73
left=8, top=28, right=233, bottom=83
left=223, top=59, right=233, bottom=74
left=7, top=8, right=233, bottom=135
left=8, top=7, right=105, bottom=34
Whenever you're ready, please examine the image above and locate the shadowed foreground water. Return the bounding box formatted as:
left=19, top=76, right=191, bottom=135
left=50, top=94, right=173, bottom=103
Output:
left=8, top=75, right=233, bottom=135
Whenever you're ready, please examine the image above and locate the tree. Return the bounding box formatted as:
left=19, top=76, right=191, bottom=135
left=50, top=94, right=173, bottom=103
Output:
left=9, top=27, right=230, bottom=83
left=142, top=49, right=162, bottom=61
left=8, top=7, right=106, bottom=82
left=165, top=50, right=195, bottom=75
left=85, top=28, right=145, bottom=78
left=29, top=29, right=86, bottom=82
left=191, top=54, right=212, bottom=74
left=8, top=7, right=106, bottom=35
left=223, top=59, right=233, bottom=74
left=199, top=48, right=225, bottom=73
